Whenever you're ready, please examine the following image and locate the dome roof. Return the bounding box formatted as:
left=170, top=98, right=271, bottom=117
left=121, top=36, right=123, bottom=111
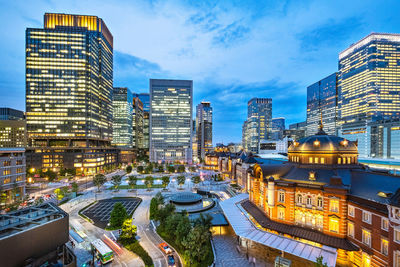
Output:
left=289, top=134, right=357, bottom=153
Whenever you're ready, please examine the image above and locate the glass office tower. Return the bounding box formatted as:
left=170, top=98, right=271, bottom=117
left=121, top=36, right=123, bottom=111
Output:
left=133, top=97, right=144, bottom=150
left=271, top=117, right=285, bottom=140
left=25, top=13, right=117, bottom=174
left=149, top=79, right=193, bottom=163
left=112, top=88, right=133, bottom=148
left=196, top=102, right=213, bottom=160
left=242, top=98, right=272, bottom=153
left=339, top=33, right=400, bottom=124
left=306, top=73, right=338, bottom=136
left=136, top=93, right=150, bottom=151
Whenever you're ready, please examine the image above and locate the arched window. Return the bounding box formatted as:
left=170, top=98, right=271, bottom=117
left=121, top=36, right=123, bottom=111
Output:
left=317, top=197, right=323, bottom=208
left=306, top=196, right=312, bottom=206
left=297, top=194, right=303, bottom=204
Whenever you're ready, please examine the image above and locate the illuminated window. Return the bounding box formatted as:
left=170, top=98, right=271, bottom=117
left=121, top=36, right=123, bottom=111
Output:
left=306, top=196, right=312, bottom=206
left=348, top=222, right=354, bottom=237
left=329, top=217, right=339, bottom=233
left=362, top=211, right=371, bottom=224
left=3, top=169, right=10, bottom=176
left=321, top=157, right=325, bottom=164
left=317, top=197, right=323, bottom=208
left=296, top=194, right=303, bottom=204
left=382, top=218, right=389, bottom=231
left=314, top=157, right=319, bottom=164
left=329, top=199, right=339, bottom=212
left=348, top=205, right=355, bottom=217
left=395, top=229, right=400, bottom=243
left=278, top=207, right=285, bottom=220
left=338, top=158, right=341, bottom=164
left=362, top=253, right=371, bottom=267
left=3, top=161, right=10, bottom=167
left=278, top=191, right=285, bottom=203
left=316, top=215, right=323, bottom=228
left=309, top=157, right=313, bottom=164
left=362, top=229, right=371, bottom=246
left=3, top=178, right=11, bottom=184
left=382, top=238, right=389, bottom=256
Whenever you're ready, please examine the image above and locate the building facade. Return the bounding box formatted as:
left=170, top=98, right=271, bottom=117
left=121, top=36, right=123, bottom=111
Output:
left=112, top=87, right=133, bottom=148
left=0, top=108, right=26, bottom=148
left=149, top=79, right=193, bottom=163
left=137, top=93, right=150, bottom=151
left=339, top=33, right=400, bottom=125
left=242, top=98, right=272, bottom=153
left=271, top=117, right=285, bottom=140
left=195, top=102, right=213, bottom=160
left=0, top=148, right=26, bottom=204
left=246, top=125, right=400, bottom=266
left=133, top=97, right=144, bottom=150
left=307, top=73, right=338, bottom=136
left=25, top=13, right=117, bottom=174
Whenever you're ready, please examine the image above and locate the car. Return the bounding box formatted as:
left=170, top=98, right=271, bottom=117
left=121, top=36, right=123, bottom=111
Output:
left=159, top=242, right=172, bottom=254
left=167, top=255, right=175, bottom=267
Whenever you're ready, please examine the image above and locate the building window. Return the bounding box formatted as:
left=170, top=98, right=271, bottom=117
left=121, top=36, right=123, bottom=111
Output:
left=395, top=251, right=400, bottom=267
left=382, top=218, right=389, bottom=231
left=309, top=157, right=313, bottom=164
left=348, top=205, right=355, bottom=217
left=329, top=217, right=339, bottom=233
left=362, top=229, right=371, bottom=246
left=3, top=161, right=10, bottom=166
left=278, top=207, right=285, bottom=220
left=317, top=197, right=323, bottom=209
left=295, top=210, right=302, bottom=224
left=3, top=169, right=10, bottom=176
left=306, top=196, right=312, bottom=206
left=338, top=158, right=341, bottom=164
left=395, top=229, right=400, bottom=244
left=362, top=253, right=371, bottom=267
left=297, top=194, right=303, bottom=204
left=16, top=168, right=23, bottom=174
left=381, top=238, right=389, bottom=256
left=348, top=222, right=354, bottom=238
left=316, top=215, right=323, bottom=229
left=16, top=160, right=23, bottom=165
left=16, top=175, right=23, bottom=182
left=314, top=157, right=319, bottom=164
left=362, top=211, right=371, bottom=224
left=329, top=199, right=339, bottom=213
left=278, top=191, right=285, bottom=203
left=3, top=178, right=10, bottom=184
left=321, top=157, right=325, bottom=164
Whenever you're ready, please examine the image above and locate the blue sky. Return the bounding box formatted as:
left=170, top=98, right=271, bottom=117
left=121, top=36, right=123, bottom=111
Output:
left=0, top=0, right=399, bottom=144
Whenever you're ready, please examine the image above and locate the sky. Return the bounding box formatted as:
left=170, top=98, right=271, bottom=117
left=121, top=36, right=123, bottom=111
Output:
left=0, top=0, right=400, bottom=144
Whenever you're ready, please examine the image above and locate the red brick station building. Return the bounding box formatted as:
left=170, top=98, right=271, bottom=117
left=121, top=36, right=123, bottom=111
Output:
left=219, top=125, right=400, bottom=267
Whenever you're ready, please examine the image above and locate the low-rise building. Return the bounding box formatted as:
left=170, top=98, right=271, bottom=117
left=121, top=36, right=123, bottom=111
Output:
left=0, top=148, right=26, bottom=204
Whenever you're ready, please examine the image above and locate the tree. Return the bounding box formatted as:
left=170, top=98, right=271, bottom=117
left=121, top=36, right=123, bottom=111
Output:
left=119, top=218, right=137, bottom=242
left=161, top=176, right=170, bottom=188
left=315, top=256, right=328, bottom=267
left=193, top=213, right=213, bottom=231
left=111, top=175, right=122, bottom=190
left=177, top=175, right=185, bottom=188
left=144, top=164, right=153, bottom=174
left=93, top=174, right=106, bottom=192
left=137, top=166, right=144, bottom=173
left=45, top=169, right=57, bottom=181
left=157, top=203, right=176, bottom=224
left=71, top=182, right=79, bottom=194
left=189, top=166, right=196, bottom=172
left=128, top=175, right=137, bottom=190
left=126, top=165, right=132, bottom=174
left=177, top=165, right=186, bottom=173
left=182, top=225, right=211, bottom=263
left=158, top=165, right=164, bottom=173
left=54, top=186, right=69, bottom=204
left=191, top=176, right=201, bottom=187
left=59, top=168, right=67, bottom=176
left=167, top=165, right=175, bottom=173
left=145, top=176, right=153, bottom=190
left=174, top=213, right=191, bottom=247
left=109, top=202, right=127, bottom=228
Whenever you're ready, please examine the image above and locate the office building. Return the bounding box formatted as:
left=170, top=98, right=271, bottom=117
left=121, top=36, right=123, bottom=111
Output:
left=0, top=108, right=26, bottom=148
left=271, top=117, right=285, bottom=140
left=242, top=98, right=272, bottom=153
left=133, top=97, right=144, bottom=150
left=0, top=203, right=75, bottom=267
left=149, top=79, right=193, bottom=163
left=306, top=73, right=338, bottom=136
left=0, top=148, right=26, bottom=205
left=339, top=33, right=400, bottom=124
left=112, top=87, right=133, bottom=148
left=259, top=136, right=292, bottom=155
left=284, top=121, right=307, bottom=140
left=137, top=93, right=150, bottom=151
left=195, top=101, right=213, bottom=160
left=137, top=93, right=150, bottom=112
left=25, top=13, right=118, bottom=174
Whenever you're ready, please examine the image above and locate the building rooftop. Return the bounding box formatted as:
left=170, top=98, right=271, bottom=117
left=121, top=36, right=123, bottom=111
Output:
left=0, top=203, right=67, bottom=240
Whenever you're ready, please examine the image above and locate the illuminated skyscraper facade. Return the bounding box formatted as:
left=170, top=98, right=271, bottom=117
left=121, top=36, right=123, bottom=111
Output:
left=136, top=93, right=150, bottom=151
left=25, top=13, right=118, bottom=174
left=149, top=79, right=193, bottom=163
left=112, top=87, right=133, bottom=148
left=339, top=33, right=400, bottom=124
left=133, top=97, right=144, bottom=150
left=306, top=73, right=338, bottom=136
left=196, top=102, right=213, bottom=160
left=0, top=108, right=26, bottom=148
left=242, top=98, right=272, bottom=153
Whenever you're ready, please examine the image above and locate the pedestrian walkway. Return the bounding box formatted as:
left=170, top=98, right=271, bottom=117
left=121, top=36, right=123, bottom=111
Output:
left=213, top=235, right=272, bottom=267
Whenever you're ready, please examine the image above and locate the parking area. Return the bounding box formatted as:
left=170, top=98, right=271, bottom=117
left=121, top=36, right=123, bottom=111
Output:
left=82, top=198, right=141, bottom=228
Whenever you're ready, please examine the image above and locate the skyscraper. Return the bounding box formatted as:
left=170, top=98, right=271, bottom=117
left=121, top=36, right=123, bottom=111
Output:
left=195, top=102, right=213, bottom=160
left=112, top=87, right=133, bottom=148
left=133, top=97, right=144, bottom=150
left=338, top=33, right=400, bottom=124
left=306, top=73, right=338, bottom=136
left=25, top=13, right=118, bottom=174
left=149, top=79, right=193, bottom=163
left=242, top=98, right=272, bottom=153
left=136, top=93, right=150, bottom=151
left=271, top=117, right=285, bottom=140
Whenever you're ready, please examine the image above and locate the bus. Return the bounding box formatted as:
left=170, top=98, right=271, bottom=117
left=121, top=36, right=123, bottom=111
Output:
left=91, top=239, right=114, bottom=264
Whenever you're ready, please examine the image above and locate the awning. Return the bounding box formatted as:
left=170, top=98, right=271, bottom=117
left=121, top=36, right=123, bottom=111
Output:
left=220, top=194, right=337, bottom=267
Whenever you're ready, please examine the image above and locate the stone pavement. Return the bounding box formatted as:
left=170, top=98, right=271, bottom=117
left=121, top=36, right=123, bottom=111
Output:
left=213, top=235, right=272, bottom=267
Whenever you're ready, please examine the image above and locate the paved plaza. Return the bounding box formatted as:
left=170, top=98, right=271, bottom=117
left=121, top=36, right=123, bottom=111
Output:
left=82, top=197, right=141, bottom=228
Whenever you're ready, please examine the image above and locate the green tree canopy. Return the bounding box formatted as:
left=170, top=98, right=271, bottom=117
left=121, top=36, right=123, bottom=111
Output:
left=109, top=202, right=128, bottom=228
left=119, top=218, right=137, bottom=242
left=128, top=175, right=137, bottom=190
left=182, top=225, right=211, bottom=263
left=191, top=175, right=201, bottom=185
left=93, top=174, right=106, bottom=191
left=145, top=176, right=154, bottom=190
left=111, top=175, right=122, bottom=190
left=126, top=165, right=133, bottom=174
left=71, top=182, right=79, bottom=194
left=177, top=165, right=186, bottom=173
left=167, top=165, right=175, bottom=173
left=137, top=166, right=144, bottom=173
left=177, top=175, right=185, bottom=187
left=161, top=176, right=170, bottom=188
